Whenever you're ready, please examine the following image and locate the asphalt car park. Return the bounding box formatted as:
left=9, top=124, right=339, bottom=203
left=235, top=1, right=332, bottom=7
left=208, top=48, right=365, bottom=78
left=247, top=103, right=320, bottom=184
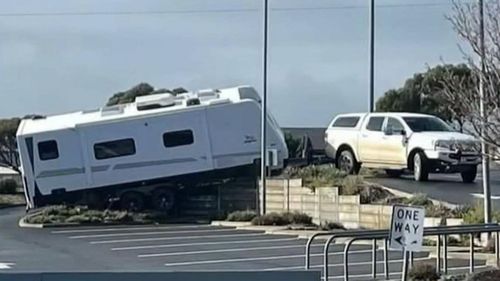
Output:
left=0, top=207, right=489, bottom=280
left=372, top=168, right=500, bottom=207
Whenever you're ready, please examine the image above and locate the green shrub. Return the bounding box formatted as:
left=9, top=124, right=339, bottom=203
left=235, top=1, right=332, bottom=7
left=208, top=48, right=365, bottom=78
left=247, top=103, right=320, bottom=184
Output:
left=451, top=205, right=473, bottom=219
left=466, top=269, right=500, bottom=281
left=341, top=176, right=364, bottom=195
left=320, top=221, right=345, bottom=231
left=425, top=204, right=452, bottom=218
left=284, top=212, right=313, bottom=225
left=251, top=212, right=288, bottom=226
left=251, top=212, right=313, bottom=226
left=283, top=165, right=347, bottom=188
left=403, top=193, right=433, bottom=206
left=408, top=263, right=440, bottom=281
left=66, top=215, right=93, bottom=224
left=226, top=210, right=257, bottom=222
left=0, top=179, right=18, bottom=194
left=460, top=202, right=500, bottom=225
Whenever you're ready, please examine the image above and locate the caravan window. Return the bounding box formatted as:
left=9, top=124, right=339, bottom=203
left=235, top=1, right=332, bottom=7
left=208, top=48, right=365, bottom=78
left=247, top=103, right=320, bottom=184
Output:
left=38, top=140, right=59, bottom=161
left=94, top=138, right=136, bottom=160
left=163, top=130, right=194, bottom=148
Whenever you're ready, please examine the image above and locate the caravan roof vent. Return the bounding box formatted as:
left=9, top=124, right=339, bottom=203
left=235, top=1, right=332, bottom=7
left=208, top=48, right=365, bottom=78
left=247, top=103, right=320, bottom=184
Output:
left=135, top=93, right=176, bottom=111
left=101, top=105, right=124, bottom=116
left=197, top=89, right=218, bottom=98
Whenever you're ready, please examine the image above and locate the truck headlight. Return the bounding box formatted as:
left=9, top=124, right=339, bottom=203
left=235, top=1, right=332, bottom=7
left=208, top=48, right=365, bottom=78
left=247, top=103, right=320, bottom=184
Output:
left=434, top=140, right=453, bottom=150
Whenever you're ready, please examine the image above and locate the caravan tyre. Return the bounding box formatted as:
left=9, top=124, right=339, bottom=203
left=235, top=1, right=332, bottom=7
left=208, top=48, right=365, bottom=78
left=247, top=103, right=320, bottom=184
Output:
left=120, top=192, right=145, bottom=212
left=152, top=189, right=175, bottom=211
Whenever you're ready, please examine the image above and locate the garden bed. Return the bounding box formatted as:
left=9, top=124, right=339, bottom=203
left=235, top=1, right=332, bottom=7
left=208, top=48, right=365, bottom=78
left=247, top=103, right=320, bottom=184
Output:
left=281, top=164, right=393, bottom=204
left=23, top=205, right=169, bottom=226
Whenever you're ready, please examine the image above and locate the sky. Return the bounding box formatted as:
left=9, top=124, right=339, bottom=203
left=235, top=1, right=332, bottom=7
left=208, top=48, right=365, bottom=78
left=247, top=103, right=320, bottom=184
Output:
left=0, top=0, right=469, bottom=127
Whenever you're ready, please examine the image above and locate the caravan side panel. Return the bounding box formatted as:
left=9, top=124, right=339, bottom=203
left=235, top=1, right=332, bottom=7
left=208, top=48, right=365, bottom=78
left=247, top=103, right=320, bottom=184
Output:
left=206, top=101, right=261, bottom=170
left=33, top=129, right=86, bottom=195
left=82, top=109, right=212, bottom=188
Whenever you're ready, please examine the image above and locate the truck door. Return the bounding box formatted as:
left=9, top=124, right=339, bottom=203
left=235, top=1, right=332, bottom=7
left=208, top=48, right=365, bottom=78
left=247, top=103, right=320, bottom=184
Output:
left=379, top=117, right=407, bottom=165
left=358, top=116, right=386, bottom=162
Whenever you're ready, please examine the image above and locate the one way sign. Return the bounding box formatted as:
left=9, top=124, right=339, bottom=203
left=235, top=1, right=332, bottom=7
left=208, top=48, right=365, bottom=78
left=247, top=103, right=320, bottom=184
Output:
left=389, top=205, right=425, bottom=252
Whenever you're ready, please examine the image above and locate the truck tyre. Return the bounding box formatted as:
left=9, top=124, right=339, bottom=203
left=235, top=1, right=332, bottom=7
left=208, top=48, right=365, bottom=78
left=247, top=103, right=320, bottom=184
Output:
left=385, top=169, right=403, bottom=178
left=337, top=149, right=360, bottom=175
left=152, top=188, right=175, bottom=211
left=461, top=166, right=477, bottom=183
left=413, top=152, right=429, bottom=182
left=120, top=192, right=145, bottom=212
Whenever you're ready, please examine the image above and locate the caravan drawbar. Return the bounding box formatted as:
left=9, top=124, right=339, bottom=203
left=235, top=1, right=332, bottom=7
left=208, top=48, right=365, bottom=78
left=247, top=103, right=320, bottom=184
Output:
left=16, top=86, right=288, bottom=210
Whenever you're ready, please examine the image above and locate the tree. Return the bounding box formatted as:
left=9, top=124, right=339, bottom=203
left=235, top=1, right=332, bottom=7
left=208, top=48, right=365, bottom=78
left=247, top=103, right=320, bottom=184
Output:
left=440, top=0, right=500, bottom=157
left=0, top=118, right=21, bottom=172
left=106, top=83, right=189, bottom=106
left=376, top=64, right=474, bottom=132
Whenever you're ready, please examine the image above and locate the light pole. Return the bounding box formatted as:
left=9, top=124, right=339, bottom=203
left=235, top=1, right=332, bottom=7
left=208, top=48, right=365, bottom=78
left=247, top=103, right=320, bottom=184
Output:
left=369, top=0, right=375, bottom=112
left=260, top=0, right=269, bottom=215
left=478, top=0, right=491, bottom=224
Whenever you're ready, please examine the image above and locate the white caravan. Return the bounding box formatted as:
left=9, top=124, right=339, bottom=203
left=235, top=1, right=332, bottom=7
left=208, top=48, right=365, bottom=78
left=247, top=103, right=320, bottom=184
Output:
left=17, top=86, right=287, bottom=210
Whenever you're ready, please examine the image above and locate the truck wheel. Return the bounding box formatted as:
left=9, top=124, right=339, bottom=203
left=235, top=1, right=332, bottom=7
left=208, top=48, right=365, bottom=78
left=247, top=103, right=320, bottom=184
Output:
left=152, top=189, right=175, bottom=211
left=461, top=166, right=477, bottom=183
left=413, top=152, right=429, bottom=182
left=337, top=150, right=360, bottom=175
left=120, top=192, right=145, bottom=212
left=385, top=169, right=403, bottom=178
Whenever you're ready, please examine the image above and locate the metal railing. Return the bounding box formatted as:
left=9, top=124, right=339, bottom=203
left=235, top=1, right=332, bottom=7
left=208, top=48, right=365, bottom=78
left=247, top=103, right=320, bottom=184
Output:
left=305, top=223, right=500, bottom=281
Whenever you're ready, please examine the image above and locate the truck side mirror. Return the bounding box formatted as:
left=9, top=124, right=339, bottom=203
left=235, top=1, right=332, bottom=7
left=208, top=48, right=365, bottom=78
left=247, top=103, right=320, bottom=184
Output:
left=401, top=129, right=407, bottom=136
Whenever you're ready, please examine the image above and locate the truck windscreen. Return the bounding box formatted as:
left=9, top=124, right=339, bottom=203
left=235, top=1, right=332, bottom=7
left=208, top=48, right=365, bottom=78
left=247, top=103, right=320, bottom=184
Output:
left=403, top=117, right=453, bottom=132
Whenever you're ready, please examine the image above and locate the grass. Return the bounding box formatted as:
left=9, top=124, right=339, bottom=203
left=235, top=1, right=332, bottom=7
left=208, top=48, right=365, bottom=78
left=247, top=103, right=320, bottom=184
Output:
left=24, top=205, right=169, bottom=225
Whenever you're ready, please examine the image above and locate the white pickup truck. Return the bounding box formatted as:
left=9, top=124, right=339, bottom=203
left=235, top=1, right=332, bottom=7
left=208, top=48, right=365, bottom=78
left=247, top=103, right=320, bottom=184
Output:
left=325, top=113, right=481, bottom=182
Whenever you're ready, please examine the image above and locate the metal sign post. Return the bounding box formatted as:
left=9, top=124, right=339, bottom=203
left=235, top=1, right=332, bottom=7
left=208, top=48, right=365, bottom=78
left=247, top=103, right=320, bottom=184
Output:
left=260, top=0, right=269, bottom=215
left=401, top=248, right=409, bottom=281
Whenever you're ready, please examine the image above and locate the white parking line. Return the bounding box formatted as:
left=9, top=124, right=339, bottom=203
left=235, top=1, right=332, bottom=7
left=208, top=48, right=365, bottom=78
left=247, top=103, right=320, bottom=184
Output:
left=139, top=244, right=324, bottom=258
left=90, top=232, right=268, bottom=244
left=69, top=228, right=238, bottom=239
left=163, top=250, right=390, bottom=267
left=51, top=224, right=213, bottom=234
left=112, top=237, right=299, bottom=251
left=0, top=262, right=15, bottom=270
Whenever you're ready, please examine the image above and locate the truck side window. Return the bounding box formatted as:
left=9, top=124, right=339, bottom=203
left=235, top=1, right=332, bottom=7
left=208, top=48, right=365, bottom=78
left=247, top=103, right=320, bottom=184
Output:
left=163, top=130, right=194, bottom=148
left=38, top=140, right=59, bottom=161
left=94, top=138, right=136, bottom=160
left=366, top=117, right=385, bottom=131
left=387, top=118, right=405, bottom=134
left=332, top=117, right=360, bottom=128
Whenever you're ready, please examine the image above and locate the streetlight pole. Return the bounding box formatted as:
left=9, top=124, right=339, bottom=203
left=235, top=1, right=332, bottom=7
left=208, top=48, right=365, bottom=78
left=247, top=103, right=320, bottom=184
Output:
left=369, top=0, right=375, bottom=112
left=260, top=0, right=269, bottom=215
left=479, top=0, right=491, bottom=224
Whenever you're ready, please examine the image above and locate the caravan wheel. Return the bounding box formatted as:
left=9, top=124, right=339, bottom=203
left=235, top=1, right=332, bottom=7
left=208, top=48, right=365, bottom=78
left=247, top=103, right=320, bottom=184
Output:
left=152, top=189, right=175, bottom=211
left=120, top=192, right=145, bottom=212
